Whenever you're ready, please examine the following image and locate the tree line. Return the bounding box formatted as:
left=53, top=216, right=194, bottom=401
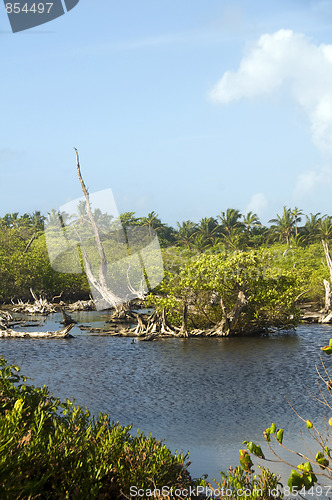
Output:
left=1, top=206, right=331, bottom=251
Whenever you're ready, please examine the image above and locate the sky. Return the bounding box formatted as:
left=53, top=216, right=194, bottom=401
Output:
left=1, top=0, right=332, bottom=227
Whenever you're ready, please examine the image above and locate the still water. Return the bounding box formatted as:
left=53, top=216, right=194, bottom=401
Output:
left=1, top=312, right=332, bottom=485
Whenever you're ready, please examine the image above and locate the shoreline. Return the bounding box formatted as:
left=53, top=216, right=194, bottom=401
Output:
left=2, top=299, right=331, bottom=340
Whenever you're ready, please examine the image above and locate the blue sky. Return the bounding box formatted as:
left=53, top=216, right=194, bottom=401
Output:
left=1, top=0, right=332, bottom=226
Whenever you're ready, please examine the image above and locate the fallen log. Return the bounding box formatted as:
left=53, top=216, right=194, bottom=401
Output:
left=0, top=323, right=75, bottom=339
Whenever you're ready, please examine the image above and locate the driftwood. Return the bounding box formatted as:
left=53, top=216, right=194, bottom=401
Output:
left=66, top=300, right=95, bottom=312
left=0, top=310, right=13, bottom=329
left=111, top=291, right=248, bottom=339
left=109, top=303, right=136, bottom=322
left=132, top=308, right=185, bottom=340
left=12, top=289, right=56, bottom=314
left=60, top=309, right=77, bottom=326
left=0, top=323, right=75, bottom=339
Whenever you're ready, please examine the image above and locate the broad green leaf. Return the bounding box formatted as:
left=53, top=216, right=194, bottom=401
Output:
left=315, top=452, right=329, bottom=469
left=264, top=428, right=271, bottom=442
left=244, top=441, right=265, bottom=459
left=270, top=423, right=276, bottom=434
left=298, top=462, right=313, bottom=473
left=239, top=449, right=253, bottom=472
left=321, top=345, right=332, bottom=355
left=288, top=470, right=304, bottom=491
left=276, top=429, right=284, bottom=444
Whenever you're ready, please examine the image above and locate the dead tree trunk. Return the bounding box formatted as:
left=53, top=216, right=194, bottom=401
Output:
left=75, top=149, right=123, bottom=309
left=323, top=279, right=331, bottom=314
left=133, top=307, right=177, bottom=339
left=321, top=240, right=332, bottom=321
left=209, top=290, right=248, bottom=336
left=179, top=303, right=188, bottom=338
left=60, top=309, right=76, bottom=326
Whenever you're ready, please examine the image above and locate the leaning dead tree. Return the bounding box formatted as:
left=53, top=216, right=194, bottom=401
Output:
left=75, top=149, right=124, bottom=310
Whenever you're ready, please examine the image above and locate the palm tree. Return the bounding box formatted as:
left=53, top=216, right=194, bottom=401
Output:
left=195, top=217, right=218, bottom=246
left=119, top=212, right=140, bottom=229
left=31, top=210, right=46, bottom=232
left=1, top=212, right=19, bottom=228
left=304, top=213, right=323, bottom=243
left=217, top=208, right=243, bottom=235
left=242, top=212, right=261, bottom=233
left=18, top=213, right=31, bottom=227
left=318, top=216, right=332, bottom=241
left=291, top=207, right=303, bottom=236
left=75, top=200, right=89, bottom=227
left=91, top=208, right=114, bottom=234
left=46, top=209, right=71, bottom=229
left=140, top=211, right=162, bottom=237
left=176, top=220, right=197, bottom=249
left=269, top=207, right=295, bottom=245
left=222, top=227, right=245, bottom=250
left=193, top=233, right=209, bottom=253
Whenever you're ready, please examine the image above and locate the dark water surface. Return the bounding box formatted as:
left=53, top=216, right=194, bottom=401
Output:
left=1, top=313, right=332, bottom=485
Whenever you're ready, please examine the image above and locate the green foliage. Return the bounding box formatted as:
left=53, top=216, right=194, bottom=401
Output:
left=240, top=340, right=332, bottom=494
left=0, top=207, right=331, bottom=311
left=153, top=247, right=304, bottom=334
left=243, top=441, right=265, bottom=459
left=210, top=465, right=282, bottom=499
left=0, top=228, right=90, bottom=303
left=321, top=338, right=332, bottom=355
left=0, top=357, right=191, bottom=499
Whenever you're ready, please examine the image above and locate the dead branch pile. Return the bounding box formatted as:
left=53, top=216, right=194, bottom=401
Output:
left=0, top=310, right=13, bottom=329
left=12, top=289, right=56, bottom=314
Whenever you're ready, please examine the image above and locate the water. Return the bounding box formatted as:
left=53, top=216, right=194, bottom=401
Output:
left=1, top=313, right=332, bottom=487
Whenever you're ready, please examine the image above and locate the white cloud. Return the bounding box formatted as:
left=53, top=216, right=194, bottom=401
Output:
left=245, top=192, right=268, bottom=216
left=209, top=29, right=332, bottom=152
left=293, top=165, right=332, bottom=198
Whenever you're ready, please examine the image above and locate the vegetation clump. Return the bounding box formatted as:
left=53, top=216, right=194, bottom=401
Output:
left=0, top=356, right=192, bottom=499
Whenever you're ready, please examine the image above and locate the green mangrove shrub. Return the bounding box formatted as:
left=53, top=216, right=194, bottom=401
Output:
left=0, top=357, right=191, bottom=499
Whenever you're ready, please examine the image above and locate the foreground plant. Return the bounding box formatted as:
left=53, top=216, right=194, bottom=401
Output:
left=239, top=340, right=332, bottom=495
left=0, top=356, right=191, bottom=499
left=197, top=465, right=282, bottom=500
